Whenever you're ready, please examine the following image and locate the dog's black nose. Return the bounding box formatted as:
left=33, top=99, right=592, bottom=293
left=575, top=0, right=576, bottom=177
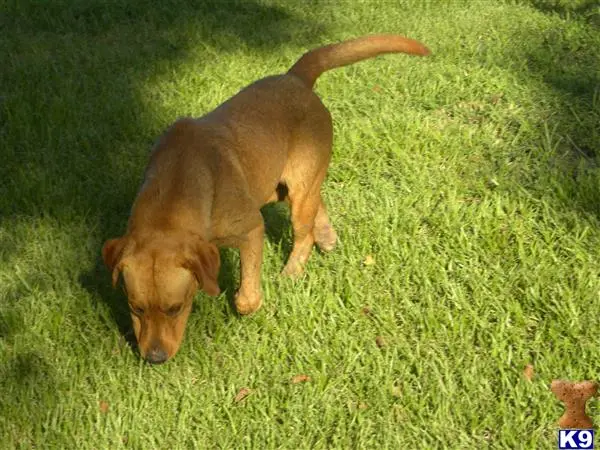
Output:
left=146, top=347, right=168, bottom=364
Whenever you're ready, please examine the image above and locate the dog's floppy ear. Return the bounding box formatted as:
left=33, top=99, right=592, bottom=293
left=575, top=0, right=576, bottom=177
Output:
left=183, top=240, right=221, bottom=296
left=102, top=237, right=128, bottom=288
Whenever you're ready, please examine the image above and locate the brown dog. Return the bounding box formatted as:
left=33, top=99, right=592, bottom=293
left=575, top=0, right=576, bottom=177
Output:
left=102, top=34, right=430, bottom=363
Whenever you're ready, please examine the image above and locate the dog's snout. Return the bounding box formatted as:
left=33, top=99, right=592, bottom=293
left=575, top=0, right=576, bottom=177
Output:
left=146, top=346, right=168, bottom=364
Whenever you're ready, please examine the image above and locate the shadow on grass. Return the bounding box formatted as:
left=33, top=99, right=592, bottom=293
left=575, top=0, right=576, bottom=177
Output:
left=214, top=202, right=293, bottom=314
left=262, top=202, right=293, bottom=259
left=1, top=0, right=325, bottom=347
left=79, top=257, right=138, bottom=349
left=524, top=2, right=600, bottom=104
left=0, top=348, right=61, bottom=444
left=6, top=0, right=324, bottom=50
left=525, top=0, right=600, bottom=25
left=502, top=4, right=600, bottom=219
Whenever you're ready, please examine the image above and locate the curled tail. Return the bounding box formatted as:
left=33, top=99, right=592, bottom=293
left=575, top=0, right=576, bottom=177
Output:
left=287, top=34, right=430, bottom=89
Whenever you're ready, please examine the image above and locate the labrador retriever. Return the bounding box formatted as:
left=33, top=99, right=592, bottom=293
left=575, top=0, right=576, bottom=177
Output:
left=102, top=34, right=430, bottom=363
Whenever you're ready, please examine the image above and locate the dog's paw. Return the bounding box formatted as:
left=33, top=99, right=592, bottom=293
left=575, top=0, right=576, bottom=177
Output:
left=314, top=224, right=337, bottom=252
left=281, top=259, right=305, bottom=278
left=234, top=289, right=262, bottom=315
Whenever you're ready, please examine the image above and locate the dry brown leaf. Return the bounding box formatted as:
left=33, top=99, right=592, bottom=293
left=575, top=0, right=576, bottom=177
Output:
left=291, top=374, right=311, bottom=384
left=361, top=305, right=372, bottom=316
left=358, top=402, right=368, bottom=410
left=375, top=336, right=386, bottom=348
left=523, top=364, right=534, bottom=381
left=363, top=255, right=376, bottom=266
left=99, top=400, right=109, bottom=413
left=234, top=387, right=252, bottom=403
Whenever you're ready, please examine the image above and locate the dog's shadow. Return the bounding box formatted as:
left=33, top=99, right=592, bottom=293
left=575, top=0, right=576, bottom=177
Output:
left=80, top=258, right=138, bottom=351
left=204, top=201, right=294, bottom=312
left=80, top=201, right=293, bottom=346
left=261, top=201, right=293, bottom=257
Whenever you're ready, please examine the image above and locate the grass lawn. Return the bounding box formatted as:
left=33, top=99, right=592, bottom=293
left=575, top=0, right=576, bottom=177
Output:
left=2, top=0, right=600, bottom=447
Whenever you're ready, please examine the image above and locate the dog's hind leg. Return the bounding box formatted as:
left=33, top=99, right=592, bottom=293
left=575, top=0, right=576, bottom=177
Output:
left=281, top=180, right=322, bottom=277
left=281, top=99, right=333, bottom=277
left=314, top=200, right=337, bottom=252
left=281, top=150, right=334, bottom=277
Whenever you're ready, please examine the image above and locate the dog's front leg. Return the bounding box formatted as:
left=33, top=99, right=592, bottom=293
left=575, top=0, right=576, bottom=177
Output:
left=234, top=221, right=265, bottom=315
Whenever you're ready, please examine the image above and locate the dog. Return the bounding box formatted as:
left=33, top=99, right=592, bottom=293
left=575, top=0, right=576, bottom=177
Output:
left=102, top=34, right=430, bottom=363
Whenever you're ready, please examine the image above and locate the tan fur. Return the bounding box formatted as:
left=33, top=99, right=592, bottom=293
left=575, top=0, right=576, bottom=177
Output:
left=288, top=34, right=430, bottom=88
left=102, top=34, right=430, bottom=363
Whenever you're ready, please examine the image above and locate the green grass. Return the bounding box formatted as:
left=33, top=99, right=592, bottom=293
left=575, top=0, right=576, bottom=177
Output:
left=1, top=0, right=600, bottom=447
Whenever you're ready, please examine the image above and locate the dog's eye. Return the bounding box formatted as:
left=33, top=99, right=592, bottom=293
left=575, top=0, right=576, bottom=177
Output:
left=165, top=304, right=183, bottom=317
left=130, top=305, right=144, bottom=316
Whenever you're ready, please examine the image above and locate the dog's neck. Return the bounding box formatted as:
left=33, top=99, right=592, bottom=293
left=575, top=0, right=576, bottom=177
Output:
left=128, top=186, right=212, bottom=237
left=127, top=206, right=211, bottom=245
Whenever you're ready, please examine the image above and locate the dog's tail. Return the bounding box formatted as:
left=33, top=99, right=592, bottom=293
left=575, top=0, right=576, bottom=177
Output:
left=287, top=34, right=430, bottom=89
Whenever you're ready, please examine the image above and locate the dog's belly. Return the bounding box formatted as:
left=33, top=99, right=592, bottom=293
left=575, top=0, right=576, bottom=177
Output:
left=237, top=144, right=288, bottom=204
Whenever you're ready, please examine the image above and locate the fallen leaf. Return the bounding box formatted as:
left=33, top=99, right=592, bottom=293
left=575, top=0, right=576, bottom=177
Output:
left=361, top=305, right=372, bottom=316
left=291, top=374, right=311, bottom=384
left=523, top=364, right=534, bottom=381
left=391, top=385, right=402, bottom=398
left=375, top=336, right=386, bottom=348
left=234, top=387, right=252, bottom=403
left=358, top=402, right=368, bottom=410
left=372, top=85, right=381, bottom=93
left=99, top=400, right=109, bottom=413
left=363, top=255, right=376, bottom=266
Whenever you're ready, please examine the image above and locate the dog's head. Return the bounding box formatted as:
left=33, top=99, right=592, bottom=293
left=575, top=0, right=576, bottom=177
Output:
left=101, top=234, right=220, bottom=363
